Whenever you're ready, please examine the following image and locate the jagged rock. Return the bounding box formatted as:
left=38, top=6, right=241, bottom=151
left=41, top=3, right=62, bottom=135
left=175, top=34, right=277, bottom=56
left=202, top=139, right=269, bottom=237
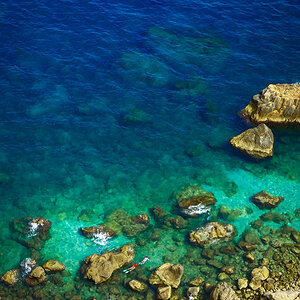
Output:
left=265, top=290, right=300, bottom=300
left=128, top=279, right=148, bottom=293
left=189, top=276, right=205, bottom=286
left=13, top=216, right=52, bottom=250
left=251, top=266, right=269, bottom=281
left=252, top=191, right=284, bottom=209
left=80, top=244, right=134, bottom=284
left=26, top=266, right=47, bottom=286
left=42, top=260, right=65, bottom=274
left=176, top=185, right=216, bottom=217
left=209, top=282, right=239, bottom=300
left=244, top=252, right=255, bottom=263
left=237, top=278, right=248, bottom=289
left=149, top=263, right=183, bottom=288
left=241, top=83, right=300, bottom=125
left=150, top=206, right=168, bottom=220
left=230, top=124, right=273, bottom=159
left=189, top=222, right=236, bottom=247
left=187, top=286, right=200, bottom=299
left=1, top=269, right=20, bottom=286
left=81, top=225, right=116, bottom=239
left=157, top=286, right=172, bottom=300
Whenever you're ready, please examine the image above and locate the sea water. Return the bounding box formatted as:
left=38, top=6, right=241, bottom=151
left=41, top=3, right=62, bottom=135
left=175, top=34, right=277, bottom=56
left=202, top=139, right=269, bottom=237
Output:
left=0, top=0, right=299, bottom=297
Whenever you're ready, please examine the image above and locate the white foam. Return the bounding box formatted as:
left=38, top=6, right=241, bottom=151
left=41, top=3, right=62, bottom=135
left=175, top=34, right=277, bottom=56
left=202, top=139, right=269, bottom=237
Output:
left=183, top=204, right=211, bottom=216
left=92, top=231, right=111, bottom=246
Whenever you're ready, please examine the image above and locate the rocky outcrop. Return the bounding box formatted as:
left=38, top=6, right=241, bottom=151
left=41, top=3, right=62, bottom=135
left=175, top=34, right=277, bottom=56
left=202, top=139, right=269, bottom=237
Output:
left=81, top=225, right=116, bottom=239
left=26, top=266, right=48, bottom=286
left=149, top=263, right=184, bottom=288
left=241, top=83, right=300, bottom=125
left=252, top=191, right=284, bottom=209
left=42, top=260, right=65, bottom=274
left=210, top=282, right=239, bottom=300
left=189, top=222, right=236, bottom=247
left=13, top=217, right=52, bottom=249
left=82, top=209, right=150, bottom=238
left=249, top=266, right=269, bottom=291
left=265, top=290, right=300, bottom=300
left=176, top=185, right=216, bottom=217
left=230, top=124, right=273, bottom=159
left=1, top=269, right=20, bottom=286
left=128, top=279, right=148, bottom=293
left=80, top=244, right=134, bottom=284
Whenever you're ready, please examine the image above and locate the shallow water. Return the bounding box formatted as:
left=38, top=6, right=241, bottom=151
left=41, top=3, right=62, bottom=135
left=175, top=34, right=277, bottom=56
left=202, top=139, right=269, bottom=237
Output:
left=0, top=0, right=300, bottom=298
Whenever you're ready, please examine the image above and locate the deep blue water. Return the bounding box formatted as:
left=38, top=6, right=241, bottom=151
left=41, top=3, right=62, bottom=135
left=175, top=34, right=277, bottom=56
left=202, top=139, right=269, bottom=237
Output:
left=0, top=0, right=300, bottom=281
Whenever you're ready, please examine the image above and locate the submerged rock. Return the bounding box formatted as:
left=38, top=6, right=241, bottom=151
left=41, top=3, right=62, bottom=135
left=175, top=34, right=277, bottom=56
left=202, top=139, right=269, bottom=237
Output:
left=230, top=124, right=274, bottom=159
left=128, top=279, right=148, bottom=293
left=42, top=260, right=65, bottom=274
left=189, top=222, right=236, bottom=247
left=149, top=263, right=184, bottom=288
left=187, top=286, right=200, bottom=299
left=176, top=185, right=216, bottom=217
left=26, top=266, right=48, bottom=286
left=240, top=83, right=300, bottom=125
left=252, top=190, right=284, bottom=209
left=12, top=217, right=52, bottom=250
left=209, top=282, right=239, bottom=300
left=1, top=269, right=20, bottom=286
left=80, top=244, right=134, bottom=284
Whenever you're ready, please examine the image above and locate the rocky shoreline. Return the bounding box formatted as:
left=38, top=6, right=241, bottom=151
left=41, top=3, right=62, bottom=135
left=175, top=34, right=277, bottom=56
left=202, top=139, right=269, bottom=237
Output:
left=0, top=184, right=299, bottom=300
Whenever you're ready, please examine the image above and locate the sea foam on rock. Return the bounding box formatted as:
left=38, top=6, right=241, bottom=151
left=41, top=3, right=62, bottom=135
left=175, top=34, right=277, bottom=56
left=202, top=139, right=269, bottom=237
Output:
left=230, top=124, right=274, bottom=159
left=241, top=83, right=300, bottom=125
left=176, top=185, right=216, bottom=217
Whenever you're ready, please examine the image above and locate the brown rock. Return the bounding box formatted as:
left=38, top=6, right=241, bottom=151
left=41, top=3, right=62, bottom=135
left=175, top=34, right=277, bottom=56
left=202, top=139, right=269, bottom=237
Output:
left=244, top=252, right=255, bottom=263
left=252, top=191, right=284, bottom=209
left=131, top=213, right=150, bottom=225
left=189, top=222, right=236, bottom=247
left=209, top=282, right=239, bottom=300
left=26, top=266, right=47, bottom=286
left=251, top=266, right=269, bottom=281
left=237, top=278, right=248, bottom=289
left=81, top=225, right=116, bottom=239
left=240, top=83, right=300, bottom=125
left=80, top=244, right=134, bottom=284
left=128, top=279, right=148, bottom=293
left=1, top=269, right=20, bottom=286
left=42, top=260, right=65, bottom=274
left=230, top=124, right=273, bottom=159
left=149, top=263, right=183, bottom=288
left=157, top=286, right=172, bottom=300
left=176, top=185, right=216, bottom=217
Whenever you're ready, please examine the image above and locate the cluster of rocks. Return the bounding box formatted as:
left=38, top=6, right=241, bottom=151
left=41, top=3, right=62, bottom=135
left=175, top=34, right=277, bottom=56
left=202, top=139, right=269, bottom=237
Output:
left=1, top=258, right=65, bottom=287
left=230, top=83, right=300, bottom=159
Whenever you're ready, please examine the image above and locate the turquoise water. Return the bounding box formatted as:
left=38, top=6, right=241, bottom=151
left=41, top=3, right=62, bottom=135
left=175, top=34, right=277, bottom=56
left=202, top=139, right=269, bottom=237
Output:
left=0, top=0, right=300, bottom=297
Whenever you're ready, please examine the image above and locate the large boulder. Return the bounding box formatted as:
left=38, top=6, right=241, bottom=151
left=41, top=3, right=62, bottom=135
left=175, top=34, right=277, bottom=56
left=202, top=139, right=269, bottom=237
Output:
left=230, top=124, right=273, bottom=159
left=252, top=191, right=284, bottom=209
left=80, top=244, right=134, bottom=284
left=26, top=266, right=48, bottom=286
left=1, top=269, right=20, bottom=286
left=189, top=222, right=236, bottom=247
left=149, top=263, right=184, bottom=288
left=241, top=83, right=300, bottom=125
left=42, top=260, right=65, bottom=274
left=176, top=185, right=216, bottom=217
left=210, top=282, right=239, bottom=300
left=13, top=217, right=52, bottom=250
